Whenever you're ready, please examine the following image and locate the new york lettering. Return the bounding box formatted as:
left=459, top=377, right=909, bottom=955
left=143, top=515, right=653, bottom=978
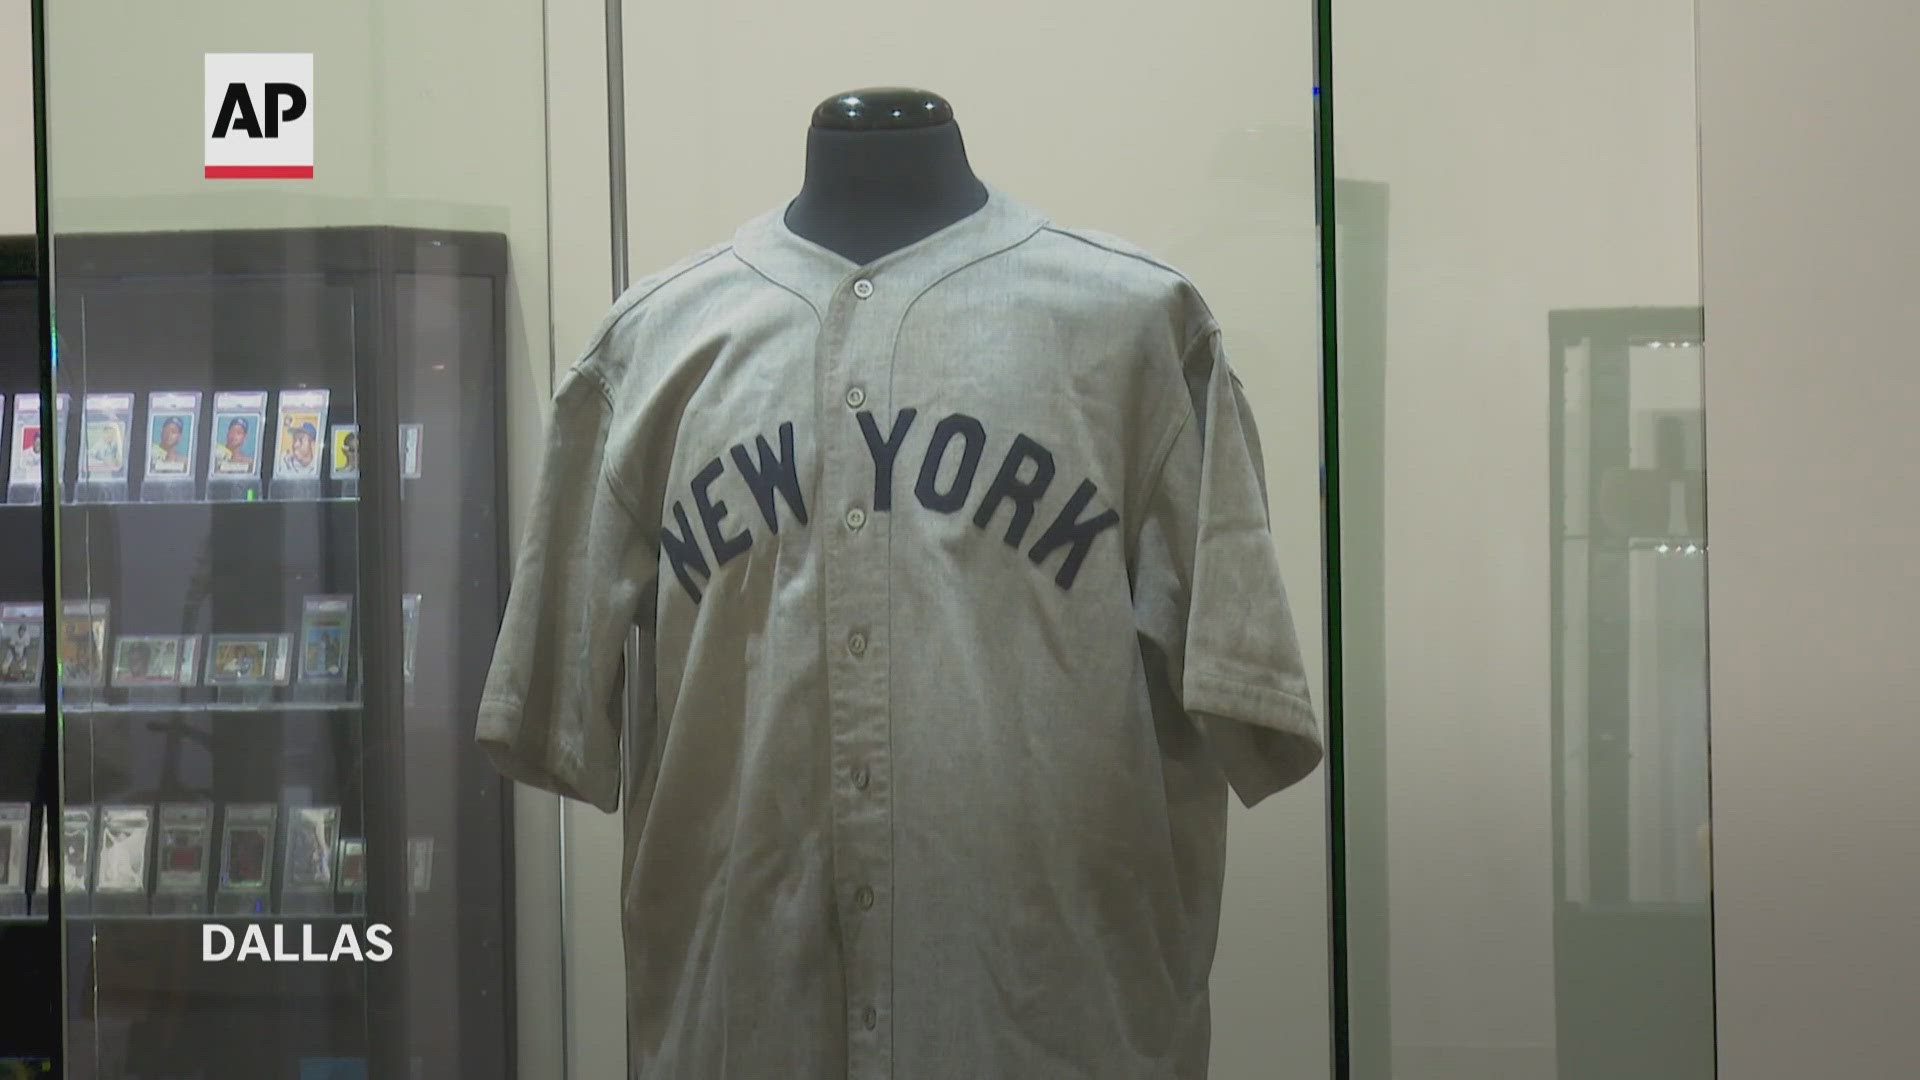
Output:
left=661, top=410, right=1119, bottom=603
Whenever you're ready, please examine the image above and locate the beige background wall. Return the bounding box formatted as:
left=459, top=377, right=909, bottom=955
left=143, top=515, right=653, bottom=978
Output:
left=1697, top=1, right=1920, bottom=1076
left=0, top=2, right=29, bottom=236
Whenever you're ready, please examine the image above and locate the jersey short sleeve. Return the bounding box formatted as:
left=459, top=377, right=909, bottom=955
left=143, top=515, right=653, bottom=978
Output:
left=1134, top=323, right=1324, bottom=807
left=474, top=355, right=659, bottom=814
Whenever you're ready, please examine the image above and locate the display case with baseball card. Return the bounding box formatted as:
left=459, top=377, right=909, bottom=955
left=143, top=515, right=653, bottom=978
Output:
left=6, top=226, right=515, bottom=1077
left=151, top=802, right=214, bottom=915
left=5, top=391, right=68, bottom=505
left=74, top=392, right=134, bottom=504
left=91, top=805, right=153, bottom=916
left=139, top=390, right=201, bottom=502
left=205, top=389, right=268, bottom=502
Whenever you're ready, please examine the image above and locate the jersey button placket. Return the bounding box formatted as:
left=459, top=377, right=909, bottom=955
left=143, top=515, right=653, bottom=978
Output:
left=824, top=272, right=892, bottom=1075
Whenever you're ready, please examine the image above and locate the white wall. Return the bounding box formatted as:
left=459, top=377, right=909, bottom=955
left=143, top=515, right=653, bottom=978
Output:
left=1697, top=2, right=1920, bottom=1076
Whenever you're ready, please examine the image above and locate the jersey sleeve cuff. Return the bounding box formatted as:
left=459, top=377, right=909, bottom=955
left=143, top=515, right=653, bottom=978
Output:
left=476, top=694, right=620, bottom=813
left=1184, top=669, right=1325, bottom=808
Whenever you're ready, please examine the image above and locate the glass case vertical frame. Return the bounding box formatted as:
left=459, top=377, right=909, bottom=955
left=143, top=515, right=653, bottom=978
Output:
left=349, top=230, right=413, bottom=1078
left=3, top=1, right=70, bottom=1063
left=341, top=227, right=515, bottom=1079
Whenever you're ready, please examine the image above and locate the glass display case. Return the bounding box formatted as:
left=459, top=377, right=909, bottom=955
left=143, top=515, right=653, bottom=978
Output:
left=0, top=226, right=515, bottom=1078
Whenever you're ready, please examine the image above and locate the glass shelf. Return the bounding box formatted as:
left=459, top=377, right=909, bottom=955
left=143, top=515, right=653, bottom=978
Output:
left=0, top=701, right=364, bottom=716
left=0, top=497, right=361, bottom=509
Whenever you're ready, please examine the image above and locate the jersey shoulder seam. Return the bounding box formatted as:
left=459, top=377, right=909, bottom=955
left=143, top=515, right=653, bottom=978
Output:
left=576, top=240, right=736, bottom=375
left=1128, top=326, right=1219, bottom=553
left=1040, top=223, right=1189, bottom=278
left=567, top=363, right=652, bottom=527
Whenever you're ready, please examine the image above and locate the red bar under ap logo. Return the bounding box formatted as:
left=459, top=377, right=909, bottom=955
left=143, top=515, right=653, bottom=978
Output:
left=204, top=54, right=314, bottom=180
left=204, top=165, right=314, bottom=179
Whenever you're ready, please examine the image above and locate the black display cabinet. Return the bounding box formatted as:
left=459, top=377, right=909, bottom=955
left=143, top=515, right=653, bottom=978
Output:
left=0, top=227, right=515, bottom=1079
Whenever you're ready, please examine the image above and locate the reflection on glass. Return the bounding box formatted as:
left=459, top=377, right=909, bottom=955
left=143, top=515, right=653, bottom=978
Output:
left=36, top=0, right=554, bottom=1067
left=1550, top=308, right=1713, bottom=1078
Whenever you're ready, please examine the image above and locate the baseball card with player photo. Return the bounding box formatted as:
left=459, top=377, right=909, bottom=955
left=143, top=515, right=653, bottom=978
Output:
left=282, top=805, right=340, bottom=897
left=335, top=836, right=367, bottom=895
left=7, top=392, right=68, bottom=492
left=298, top=595, right=354, bottom=685
left=329, top=424, right=360, bottom=481
left=204, top=633, right=291, bottom=687
left=143, top=391, right=202, bottom=481
left=0, top=602, right=45, bottom=689
left=78, top=392, right=134, bottom=483
left=53, top=806, right=94, bottom=897
left=399, top=422, right=423, bottom=479
left=111, top=634, right=200, bottom=688
left=273, top=389, right=330, bottom=483
left=208, top=391, right=268, bottom=479
left=93, top=805, right=153, bottom=896
left=217, top=803, right=277, bottom=896
left=154, top=802, right=214, bottom=899
left=58, top=599, right=110, bottom=688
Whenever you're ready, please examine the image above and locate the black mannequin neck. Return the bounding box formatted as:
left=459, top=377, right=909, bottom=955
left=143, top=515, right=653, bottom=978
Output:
left=783, top=121, right=989, bottom=266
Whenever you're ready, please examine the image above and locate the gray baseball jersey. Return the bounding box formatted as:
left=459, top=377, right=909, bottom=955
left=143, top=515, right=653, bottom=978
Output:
left=476, top=180, right=1323, bottom=1078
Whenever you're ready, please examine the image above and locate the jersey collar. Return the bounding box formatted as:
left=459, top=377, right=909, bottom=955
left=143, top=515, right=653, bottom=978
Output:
left=731, top=179, right=1050, bottom=312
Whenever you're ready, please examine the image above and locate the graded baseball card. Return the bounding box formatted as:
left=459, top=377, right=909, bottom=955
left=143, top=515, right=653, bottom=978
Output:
left=93, top=805, right=153, bottom=895
left=407, top=835, right=433, bottom=894
left=58, top=599, right=110, bottom=687
left=273, top=389, right=330, bottom=482
left=208, top=391, right=268, bottom=478
left=111, top=634, right=200, bottom=688
left=402, top=593, right=421, bottom=684
left=143, top=391, right=201, bottom=480
left=0, top=804, right=28, bottom=894
left=282, top=805, right=340, bottom=895
left=0, top=602, right=44, bottom=688
left=336, top=837, right=367, bottom=894
left=217, top=803, right=277, bottom=893
left=329, top=425, right=359, bottom=480
left=298, top=595, right=354, bottom=685
left=52, top=805, right=94, bottom=895
left=78, top=392, right=134, bottom=483
left=399, top=422, right=423, bottom=479
left=8, top=392, right=68, bottom=488
left=155, top=802, right=214, bottom=894
left=204, top=633, right=291, bottom=687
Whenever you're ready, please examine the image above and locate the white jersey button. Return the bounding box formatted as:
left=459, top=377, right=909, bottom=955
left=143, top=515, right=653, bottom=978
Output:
left=847, top=631, right=867, bottom=657
left=844, top=385, right=866, bottom=409
left=852, top=764, right=870, bottom=790
left=855, top=885, right=874, bottom=909
left=845, top=506, right=866, bottom=531
left=852, top=278, right=874, bottom=299
left=862, top=1006, right=878, bottom=1030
